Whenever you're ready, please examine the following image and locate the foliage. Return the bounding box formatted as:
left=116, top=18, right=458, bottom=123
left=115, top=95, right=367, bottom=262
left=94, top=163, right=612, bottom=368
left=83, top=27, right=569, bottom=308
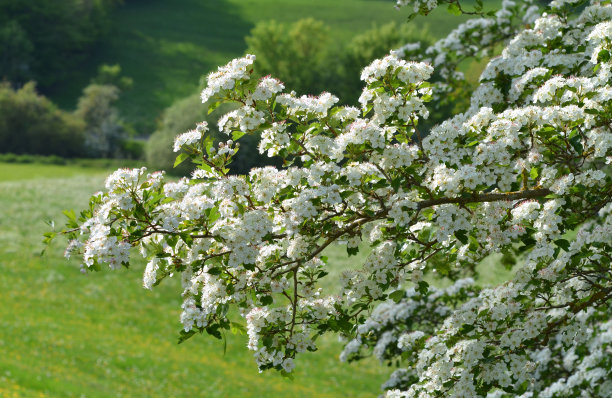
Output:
left=120, top=138, right=146, bottom=160
left=0, top=82, right=85, bottom=157
left=91, top=64, right=134, bottom=91
left=58, top=1, right=611, bottom=398
left=46, top=0, right=453, bottom=134
left=245, top=18, right=332, bottom=96
left=246, top=19, right=434, bottom=104
left=0, top=20, right=34, bottom=84
left=0, top=154, right=145, bottom=171
left=0, top=0, right=119, bottom=87
left=0, top=153, right=67, bottom=165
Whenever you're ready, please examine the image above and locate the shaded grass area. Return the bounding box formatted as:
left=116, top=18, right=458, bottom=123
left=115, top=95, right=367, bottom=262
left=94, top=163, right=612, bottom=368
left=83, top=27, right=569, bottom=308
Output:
left=49, top=0, right=476, bottom=134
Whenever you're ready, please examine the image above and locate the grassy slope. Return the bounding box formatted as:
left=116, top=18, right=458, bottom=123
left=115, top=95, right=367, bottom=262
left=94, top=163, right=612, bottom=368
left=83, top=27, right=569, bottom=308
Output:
left=50, top=0, right=471, bottom=134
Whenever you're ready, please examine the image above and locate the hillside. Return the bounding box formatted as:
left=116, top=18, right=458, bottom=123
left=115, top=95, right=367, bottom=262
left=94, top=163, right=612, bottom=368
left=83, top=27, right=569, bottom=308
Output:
left=49, top=0, right=472, bottom=134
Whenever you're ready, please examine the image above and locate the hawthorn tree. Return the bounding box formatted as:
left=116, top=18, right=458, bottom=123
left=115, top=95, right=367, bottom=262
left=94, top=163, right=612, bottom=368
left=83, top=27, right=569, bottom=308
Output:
left=56, top=0, right=611, bottom=397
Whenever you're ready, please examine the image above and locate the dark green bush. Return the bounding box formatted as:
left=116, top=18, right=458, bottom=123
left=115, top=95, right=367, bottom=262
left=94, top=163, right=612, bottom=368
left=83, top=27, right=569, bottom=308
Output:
left=146, top=94, right=206, bottom=176
left=0, top=153, right=67, bottom=165
left=245, top=18, right=332, bottom=96
left=245, top=19, right=433, bottom=104
left=120, top=139, right=146, bottom=160
left=0, top=82, right=85, bottom=157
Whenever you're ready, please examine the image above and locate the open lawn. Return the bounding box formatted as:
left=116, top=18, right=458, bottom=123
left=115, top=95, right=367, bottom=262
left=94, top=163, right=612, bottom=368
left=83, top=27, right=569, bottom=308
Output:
left=49, top=0, right=481, bottom=134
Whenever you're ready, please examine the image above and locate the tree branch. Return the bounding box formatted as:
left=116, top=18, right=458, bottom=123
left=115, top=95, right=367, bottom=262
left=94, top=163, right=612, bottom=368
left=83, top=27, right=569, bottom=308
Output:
left=416, top=188, right=552, bottom=210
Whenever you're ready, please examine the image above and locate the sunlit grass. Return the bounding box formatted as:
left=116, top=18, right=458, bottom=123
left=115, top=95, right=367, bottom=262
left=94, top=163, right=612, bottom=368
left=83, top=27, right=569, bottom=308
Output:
left=0, top=161, right=517, bottom=397
left=0, top=164, right=389, bottom=397
left=0, top=163, right=108, bottom=182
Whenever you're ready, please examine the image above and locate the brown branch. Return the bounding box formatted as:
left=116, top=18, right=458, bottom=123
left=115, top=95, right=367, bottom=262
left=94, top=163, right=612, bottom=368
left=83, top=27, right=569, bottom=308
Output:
left=415, top=188, right=552, bottom=210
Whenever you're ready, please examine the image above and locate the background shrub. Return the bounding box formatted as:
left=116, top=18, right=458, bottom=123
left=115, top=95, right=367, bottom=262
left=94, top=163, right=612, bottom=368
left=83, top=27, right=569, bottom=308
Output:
left=0, top=82, right=85, bottom=157
left=245, top=18, right=332, bottom=96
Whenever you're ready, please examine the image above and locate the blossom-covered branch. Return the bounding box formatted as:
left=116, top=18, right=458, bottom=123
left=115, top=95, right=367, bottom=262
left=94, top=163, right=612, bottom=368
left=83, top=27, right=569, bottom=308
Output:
left=57, top=0, right=611, bottom=396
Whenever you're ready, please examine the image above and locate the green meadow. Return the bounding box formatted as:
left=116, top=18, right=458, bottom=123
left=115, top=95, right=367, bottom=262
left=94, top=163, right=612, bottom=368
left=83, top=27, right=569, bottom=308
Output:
left=0, top=162, right=516, bottom=397
left=0, top=163, right=390, bottom=398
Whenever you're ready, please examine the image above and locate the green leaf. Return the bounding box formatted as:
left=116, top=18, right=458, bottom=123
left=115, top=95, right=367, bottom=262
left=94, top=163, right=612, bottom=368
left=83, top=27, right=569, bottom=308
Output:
left=280, top=370, right=295, bottom=380
left=174, top=152, right=190, bottom=168
left=569, top=135, right=583, bottom=154
left=230, top=322, right=247, bottom=335
left=337, top=317, right=353, bottom=333
left=207, top=100, right=222, bottom=115
left=206, top=325, right=222, bottom=340
left=204, top=135, right=214, bottom=155
left=417, top=281, right=429, bottom=295
left=459, top=324, right=475, bottom=334
left=260, top=295, right=273, bottom=306
left=455, top=230, right=468, bottom=245
left=207, top=267, right=222, bottom=275
left=447, top=3, right=461, bottom=16
left=347, top=246, right=359, bottom=256
left=232, top=130, right=246, bottom=141
left=555, top=239, right=570, bottom=252
left=391, top=177, right=401, bottom=192
left=62, top=209, right=76, bottom=221
left=178, top=329, right=197, bottom=344
left=388, top=290, right=405, bottom=303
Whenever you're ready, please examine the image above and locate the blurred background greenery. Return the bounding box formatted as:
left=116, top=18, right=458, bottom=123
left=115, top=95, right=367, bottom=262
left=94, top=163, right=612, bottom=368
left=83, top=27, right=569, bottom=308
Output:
left=0, top=1, right=505, bottom=396
left=0, top=0, right=485, bottom=175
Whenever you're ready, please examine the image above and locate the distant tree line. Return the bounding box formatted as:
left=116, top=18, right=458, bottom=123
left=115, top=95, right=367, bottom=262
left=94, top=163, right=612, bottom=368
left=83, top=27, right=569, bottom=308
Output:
left=0, top=0, right=145, bottom=160
left=0, top=65, right=140, bottom=159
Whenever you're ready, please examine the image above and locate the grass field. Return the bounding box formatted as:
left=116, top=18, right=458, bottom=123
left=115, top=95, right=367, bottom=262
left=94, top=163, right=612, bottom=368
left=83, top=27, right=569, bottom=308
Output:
left=49, top=0, right=478, bottom=134
left=0, top=163, right=391, bottom=397
left=0, top=162, right=516, bottom=397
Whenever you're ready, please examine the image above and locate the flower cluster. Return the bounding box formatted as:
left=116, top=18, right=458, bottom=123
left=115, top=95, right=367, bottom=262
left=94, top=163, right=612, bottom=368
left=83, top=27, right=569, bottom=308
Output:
left=58, top=0, right=611, bottom=396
